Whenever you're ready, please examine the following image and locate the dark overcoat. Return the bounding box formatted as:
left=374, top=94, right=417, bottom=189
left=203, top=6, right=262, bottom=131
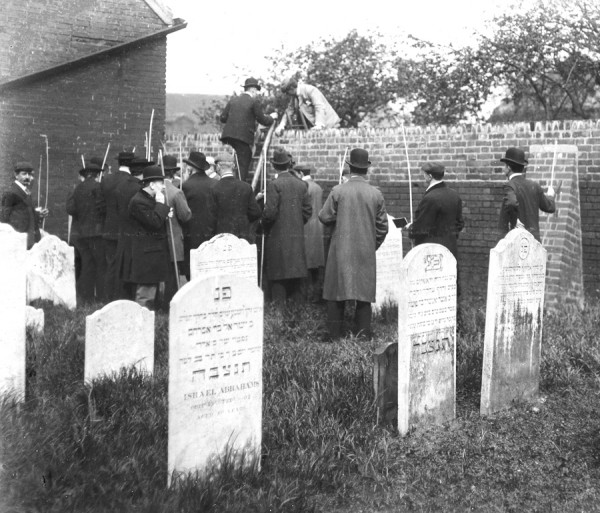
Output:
left=0, top=182, right=41, bottom=249
left=498, top=174, right=555, bottom=242
left=319, top=176, right=388, bottom=302
left=303, top=177, right=325, bottom=269
left=165, top=180, right=192, bottom=262
left=262, top=172, right=312, bottom=280
left=220, top=93, right=274, bottom=146
left=66, top=177, right=106, bottom=238
left=182, top=172, right=216, bottom=250
left=121, top=189, right=171, bottom=284
left=101, top=170, right=130, bottom=240
left=409, top=182, right=464, bottom=257
left=210, top=176, right=262, bottom=243
left=115, top=175, right=142, bottom=282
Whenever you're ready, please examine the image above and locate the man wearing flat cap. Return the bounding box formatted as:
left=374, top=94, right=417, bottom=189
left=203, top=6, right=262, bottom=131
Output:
left=262, top=148, right=312, bottom=303
left=208, top=152, right=262, bottom=244
left=408, top=162, right=464, bottom=258
left=498, top=147, right=555, bottom=242
left=66, top=163, right=107, bottom=304
left=122, top=165, right=172, bottom=309
left=182, top=151, right=217, bottom=279
left=1, top=161, right=49, bottom=249
left=219, top=77, right=278, bottom=182
left=319, top=148, right=388, bottom=341
left=275, top=78, right=340, bottom=136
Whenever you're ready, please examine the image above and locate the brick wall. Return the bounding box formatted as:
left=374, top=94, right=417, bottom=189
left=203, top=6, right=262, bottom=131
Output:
left=165, top=120, right=600, bottom=300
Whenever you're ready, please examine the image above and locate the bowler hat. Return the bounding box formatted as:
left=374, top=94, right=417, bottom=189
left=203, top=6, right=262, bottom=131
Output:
left=129, top=157, right=155, bottom=170
left=183, top=151, right=210, bottom=171
left=294, top=164, right=312, bottom=176
left=140, top=165, right=165, bottom=183
left=421, top=162, right=445, bottom=179
left=14, top=161, right=34, bottom=173
left=346, top=148, right=371, bottom=169
left=115, top=151, right=135, bottom=164
left=162, top=154, right=180, bottom=171
left=500, top=147, right=528, bottom=166
left=281, top=78, right=298, bottom=94
left=78, top=163, right=102, bottom=176
left=215, top=153, right=234, bottom=164
left=243, top=77, right=261, bottom=91
left=270, top=148, right=291, bottom=166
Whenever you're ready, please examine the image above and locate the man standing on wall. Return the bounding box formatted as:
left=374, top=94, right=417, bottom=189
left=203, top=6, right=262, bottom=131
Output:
left=497, top=147, right=555, bottom=242
left=407, top=162, right=464, bottom=258
left=220, top=77, right=278, bottom=182
left=319, top=148, right=388, bottom=341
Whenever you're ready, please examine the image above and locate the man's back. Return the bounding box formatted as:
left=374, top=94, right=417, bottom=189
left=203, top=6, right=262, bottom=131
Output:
left=220, top=93, right=273, bottom=146
left=182, top=172, right=216, bottom=247
left=101, top=171, right=130, bottom=240
left=66, top=178, right=105, bottom=238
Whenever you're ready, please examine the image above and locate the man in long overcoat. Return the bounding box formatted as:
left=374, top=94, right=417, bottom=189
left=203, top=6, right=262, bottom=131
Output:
left=209, top=152, right=262, bottom=243
left=182, top=151, right=216, bottom=279
left=497, top=147, right=555, bottom=242
left=125, top=165, right=172, bottom=309
left=262, top=148, right=312, bottom=303
left=220, top=77, right=278, bottom=181
left=408, top=162, right=464, bottom=258
left=319, top=148, right=388, bottom=340
left=1, top=161, right=48, bottom=249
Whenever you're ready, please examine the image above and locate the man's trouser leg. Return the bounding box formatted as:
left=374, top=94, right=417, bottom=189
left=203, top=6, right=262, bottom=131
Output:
left=271, top=280, right=287, bottom=304
left=74, top=237, right=95, bottom=304
left=354, top=301, right=372, bottom=339
left=226, top=139, right=252, bottom=182
left=135, top=284, right=158, bottom=310
left=327, top=300, right=345, bottom=340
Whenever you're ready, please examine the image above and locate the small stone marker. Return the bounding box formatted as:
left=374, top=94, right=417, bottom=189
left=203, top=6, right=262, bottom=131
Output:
left=373, top=342, right=398, bottom=425
left=26, top=234, right=76, bottom=309
left=480, top=228, right=546, bottom=415
left=84, top=300, right=154, bottom=381
left=168, top=274, right=263, bottom=483
left=190, top=234, right=257, bottom=285
left=25, top=305, right=45, bottom=335
left=398, top=243, right=457, bottom=436
left=374, top=214, right=403, bottom=313
left=0, top=224, right=27, bottom=399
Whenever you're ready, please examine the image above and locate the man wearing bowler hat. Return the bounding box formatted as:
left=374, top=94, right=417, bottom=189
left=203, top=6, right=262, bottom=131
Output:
left=123, top=165, right=172, bottom=309
left=498, top=147, right=555, bottom=242
left=1, top=161, right=49, bottom=249
left=219, top=77, right=278, bottom=182
left=319, top=148, right=388, bottom=341
left=182, top=151, right=217, bottom=279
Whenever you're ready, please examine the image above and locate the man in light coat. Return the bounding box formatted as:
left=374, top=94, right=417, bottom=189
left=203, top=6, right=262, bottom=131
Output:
left=319, top=148, right=388, bottom=340
left=275, top=78, right=340, bottom=135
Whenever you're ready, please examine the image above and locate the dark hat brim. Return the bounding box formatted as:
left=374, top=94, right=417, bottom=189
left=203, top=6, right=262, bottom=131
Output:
left=183, top=158, right=210, bottom=171
left=140, top=175, right=165, bottom=183
left=244, top=84, right=262, bottom=91
left=270, top=157, right=291, bottom=166
left=164, top=166, right=181, bottom=172
left=346, top=159, right=371, bottom=169
left=500, top=157, right=528, bottom=166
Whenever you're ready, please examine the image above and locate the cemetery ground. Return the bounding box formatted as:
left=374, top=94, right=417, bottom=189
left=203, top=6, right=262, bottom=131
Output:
left=2, top=299, right=600, bottom=513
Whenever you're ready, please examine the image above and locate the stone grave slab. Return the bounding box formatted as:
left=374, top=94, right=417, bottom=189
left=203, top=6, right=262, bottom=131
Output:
left=480, top=228, right=546, bottom=415
left=374, top=214, right=403, bottom=313
left=84, top=300, right=154, bottom=381
left=168, top=274, right=263, bottom=484
left=0, top=224, right=27, bottom=399
left=190, top=234, right=257, bottom=286
left=373, top=342, right=398, bottom=425
left=398, top=243, right=457, bottom=436
left=26, top=234, right=76, bottom=309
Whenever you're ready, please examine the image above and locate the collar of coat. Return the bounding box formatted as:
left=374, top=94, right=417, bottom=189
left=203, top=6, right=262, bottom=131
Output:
left=425, top=180, right=446, bottom=192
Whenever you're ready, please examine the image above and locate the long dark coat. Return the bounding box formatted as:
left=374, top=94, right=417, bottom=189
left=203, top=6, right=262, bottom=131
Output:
left=319, top=176, right=388, bottom=302
left=182, top=172, right=216, bottom=250
left=498, top=174, right=555, bottom=242
left=303, top=177, right=325, bottom=269
left=121, top=189, right=171, bottom=284
left=262, top=172, right=312, bottom=280
left=210, top=176, right=262, bottom=243
left=115, top=175, right=142, bottom=282
left=165, top=180, right=192, bottom=262
left=101, top=170, right=130, bottom=240
left=409, top=181, right=464, bottom=257
left=220, top=93, right=274, bottom=146
left=0, top=182, right=41, bottom=249
left=66, top=177, right=106, bottom=238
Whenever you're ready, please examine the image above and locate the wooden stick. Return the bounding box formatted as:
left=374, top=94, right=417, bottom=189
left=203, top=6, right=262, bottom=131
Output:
left=550, top=139, right=558, bottom=188
left=401, top=124, right=413, bottom=224
left=234, top=153, right=242, bottom=181
left=339, top=147, right=349, bottom=184
left=37, top=155, right=42, bottom=207
left=148, top=109, right=155, bottom=161
left=81, top=155, right=85, bottom=168
left=178, top=141, right=184, bottom=189
left=101, top=142, right=110, bottom=180
left=259, top=154, right=267, bottom=290
left=251, top=122, right=277, bottom=191
left=41, top=134, right=50, bottom=229
left=159, top=150, right=181, bottom=291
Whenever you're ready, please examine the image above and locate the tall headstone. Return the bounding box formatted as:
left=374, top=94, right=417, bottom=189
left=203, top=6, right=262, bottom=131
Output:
left=84, top=300, right=155, bottom=381
left=374, top=215, right=403, bottom=313
left=168, top=274, right=263, bottom=483
left=26, top=234, right=76, bottom=309
left=397, top=243, right=457, bottom=436
left=190, top=234, right=257, bottom=285
left=480, top=228, right=546, bottom=415
left=0, top=224, right=27, bottom=399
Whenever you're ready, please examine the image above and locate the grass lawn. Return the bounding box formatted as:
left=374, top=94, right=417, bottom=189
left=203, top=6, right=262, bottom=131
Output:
left=1, top=298, right=600, bottom=512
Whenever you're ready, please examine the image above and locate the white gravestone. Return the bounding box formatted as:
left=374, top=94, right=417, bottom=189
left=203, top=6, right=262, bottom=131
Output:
left=26, top=234, right=76, bottom=309
left=374, top=214, right=403, bottom=313
left=398, top=243, right=457, bottom=436
left=190, top=234, right=257, bottom=286
left=25, top=305, right=45, bottom=335
left=480, top=228, right=547, bottom=416
left=168, top=274, right=263, bottom=484
left=0, top=224, right=27, bottom=399
left=84, top=300, right=154, bottom=381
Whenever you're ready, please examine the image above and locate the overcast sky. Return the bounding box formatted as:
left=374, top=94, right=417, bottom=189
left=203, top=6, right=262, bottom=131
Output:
left=165, top=0, right=505, bottom=95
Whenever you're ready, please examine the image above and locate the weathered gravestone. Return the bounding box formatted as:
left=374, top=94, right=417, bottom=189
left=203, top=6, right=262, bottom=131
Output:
left=0, top=224, right=27, bottom=399
left=480, top=228, right=546, bottom=415
left=85, top=300, right=154, bottom=382
left=190, top=234, right=257, bottom=285
left=26, top=234, right=76, bottom=309
left=398, top=243, right=457, bottom=436
left=374, top=215, right=403, bottom=313
left=168, top=274, right=263, bottom=483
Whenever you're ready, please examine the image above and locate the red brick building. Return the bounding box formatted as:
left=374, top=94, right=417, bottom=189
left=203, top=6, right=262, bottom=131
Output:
left=0, top=0, right=186, bottom=237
